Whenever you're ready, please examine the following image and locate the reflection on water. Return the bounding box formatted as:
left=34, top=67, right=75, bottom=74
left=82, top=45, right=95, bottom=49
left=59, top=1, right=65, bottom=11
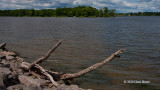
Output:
left=0, top=16, right=160, bottom=89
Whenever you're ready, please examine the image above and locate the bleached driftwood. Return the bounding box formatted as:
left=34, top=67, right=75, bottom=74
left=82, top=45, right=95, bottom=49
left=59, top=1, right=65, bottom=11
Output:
left=35, top=64, right=59, bottom=87
left=20, top=41, right=125, bottom=87
left=60, top=49, right=125, bottom=80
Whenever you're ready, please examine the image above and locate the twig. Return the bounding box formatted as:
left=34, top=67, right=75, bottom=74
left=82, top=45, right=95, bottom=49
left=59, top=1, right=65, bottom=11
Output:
left=60, top=49, right=125, bottom=80
left=28, top=40, right=62, bottom=69
left=29, top=69, right=41, bottom=79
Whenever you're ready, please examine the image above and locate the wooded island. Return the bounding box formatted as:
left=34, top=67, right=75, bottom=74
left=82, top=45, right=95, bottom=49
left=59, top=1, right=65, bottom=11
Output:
left=0, top=6, right=159, bottom=17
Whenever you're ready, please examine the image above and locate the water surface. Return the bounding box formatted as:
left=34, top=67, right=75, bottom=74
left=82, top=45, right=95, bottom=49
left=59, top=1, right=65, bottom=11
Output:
left=0, top=16, right=160, bottom=89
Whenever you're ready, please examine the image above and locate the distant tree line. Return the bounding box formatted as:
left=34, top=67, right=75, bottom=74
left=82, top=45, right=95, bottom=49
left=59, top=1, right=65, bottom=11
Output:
left=0, top=6, right=116, bottom=17
left=117, top=12, right=160, bottom=16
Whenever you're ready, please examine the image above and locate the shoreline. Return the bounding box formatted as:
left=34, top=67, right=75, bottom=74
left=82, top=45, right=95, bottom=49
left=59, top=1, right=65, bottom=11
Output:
left=0, top=43, right=86, bottom=90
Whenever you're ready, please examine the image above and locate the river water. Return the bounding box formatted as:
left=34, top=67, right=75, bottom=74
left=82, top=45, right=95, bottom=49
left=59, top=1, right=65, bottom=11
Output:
left=0, top=16, right=160, bottom=89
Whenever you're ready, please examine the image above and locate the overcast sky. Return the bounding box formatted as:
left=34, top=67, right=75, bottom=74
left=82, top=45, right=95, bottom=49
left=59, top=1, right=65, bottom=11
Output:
left=0, top=0, right=160, bottom=12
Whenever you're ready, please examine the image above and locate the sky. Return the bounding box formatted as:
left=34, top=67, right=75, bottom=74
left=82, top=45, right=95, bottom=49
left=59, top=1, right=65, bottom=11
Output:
left=0, top=0, right=160, bottom=13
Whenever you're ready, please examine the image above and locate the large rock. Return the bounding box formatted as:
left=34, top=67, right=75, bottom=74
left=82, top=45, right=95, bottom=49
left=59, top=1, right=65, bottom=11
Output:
left=9, top=60, right=21, bottom=71
left=0, top=73, right=6, bottom=90
left=5, top=56, right=14, bottom=60
left=4, top=72, right=19, bottom=87
left=44, top=87, right=56, bottom=90
left=7, top=84, right=43, bottom=90
left=16, top=57, right=24, bottom=62
left=0, top=51, right=17, bottom=60
left=56, top=84, right=83, bottom=90
left=1, top=59, right=10, bottom=66
left=0, top=67, right=11, bottom=75
left=0, top=67, right=19, bottom=87
left=1, top=59, right=22, bottom=71
left=18, top=75, right=47, bottom=87
left=0, top=54, right=5, bottom=59
left=7, top=84, right=25, bottom=90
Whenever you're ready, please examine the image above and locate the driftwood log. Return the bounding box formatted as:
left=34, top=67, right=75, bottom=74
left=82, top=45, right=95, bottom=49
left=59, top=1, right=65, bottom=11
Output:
left=60, top=49, right=125, bottom=80
left=20, top=40, right=125, bottom=87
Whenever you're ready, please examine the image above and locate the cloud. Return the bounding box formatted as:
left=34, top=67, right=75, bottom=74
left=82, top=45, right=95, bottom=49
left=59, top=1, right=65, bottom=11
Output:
left=0, top=0, right=160, bottom=12
left=139, top=0, right=152, bottom=2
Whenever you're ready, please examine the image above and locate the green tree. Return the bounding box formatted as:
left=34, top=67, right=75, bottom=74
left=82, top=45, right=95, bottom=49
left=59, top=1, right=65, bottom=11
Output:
left=99, top=9, right=103, bottom=17
left=109, top=9, right=115, bottom=17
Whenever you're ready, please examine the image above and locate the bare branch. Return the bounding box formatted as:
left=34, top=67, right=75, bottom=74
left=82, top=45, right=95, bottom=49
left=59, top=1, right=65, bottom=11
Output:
left=60, top=49, right=125, bottom=80
left=21, top=62, right=59, bottom=86
left=29, top=40, right=62, bottom=69
left=35, top=64, right=59, bottom=87
left=29, top=69, right=41, bottom=79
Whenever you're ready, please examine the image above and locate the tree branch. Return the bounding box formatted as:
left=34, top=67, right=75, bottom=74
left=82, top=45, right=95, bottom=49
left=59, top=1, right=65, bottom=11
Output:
left=60, top=49, right=125, bottom=80
left=28, top=40, right=62, bottom=69
left=35, top=64, right=59, bottom=87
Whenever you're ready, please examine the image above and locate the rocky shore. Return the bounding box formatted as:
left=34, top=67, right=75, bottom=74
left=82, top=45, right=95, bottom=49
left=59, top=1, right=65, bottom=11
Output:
left=0, top=42, right=124, bottom=90
left=0, top=43, right=85, bottom=90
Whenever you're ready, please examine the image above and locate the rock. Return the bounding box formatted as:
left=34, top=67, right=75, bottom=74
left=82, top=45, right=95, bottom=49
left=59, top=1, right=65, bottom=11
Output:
left=0, top=73, right=5, bottom=88
left=0, top=51, right=17, bottom=60
left=0, top=54, right=5, bottom=59
left=0, top=49, right=3, bottom=52
left=0, top=51, right=16, bottom=57
left=0, top=73, right=7, bottom=90
left=0, top=43, right=6, bottom=51
left=2, top=59, right=22, bottom=71
left=1, top=60, right=11, bottom=66
left=0, top=67, right=11, bottom=75
left=7, top=84, right=25, bottom=90
left=5, top=56, right=14, bottom=60
left=7, top=84, right=43, bottom=90
left=9, top=60, right=20, bottom=71
left=56, top=84, right=84, bottom=90
left=16, top=69, right=23, bottom=75
left=4, top=73, right=19, bottom=87
left=44, top=87, right=56, bottom=90
left=8, top=72, right=18, bottom=79
left=1, top=59, right=6, bottom=64
left=0, top=86, right=6, bottom=90
left=16, top=57, right=24, bottom=62
left=18, top=75, right=47, bottom=87
left=24, top=86, right=43, bottom=90
left=23, top=72, right=31, bottom=76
